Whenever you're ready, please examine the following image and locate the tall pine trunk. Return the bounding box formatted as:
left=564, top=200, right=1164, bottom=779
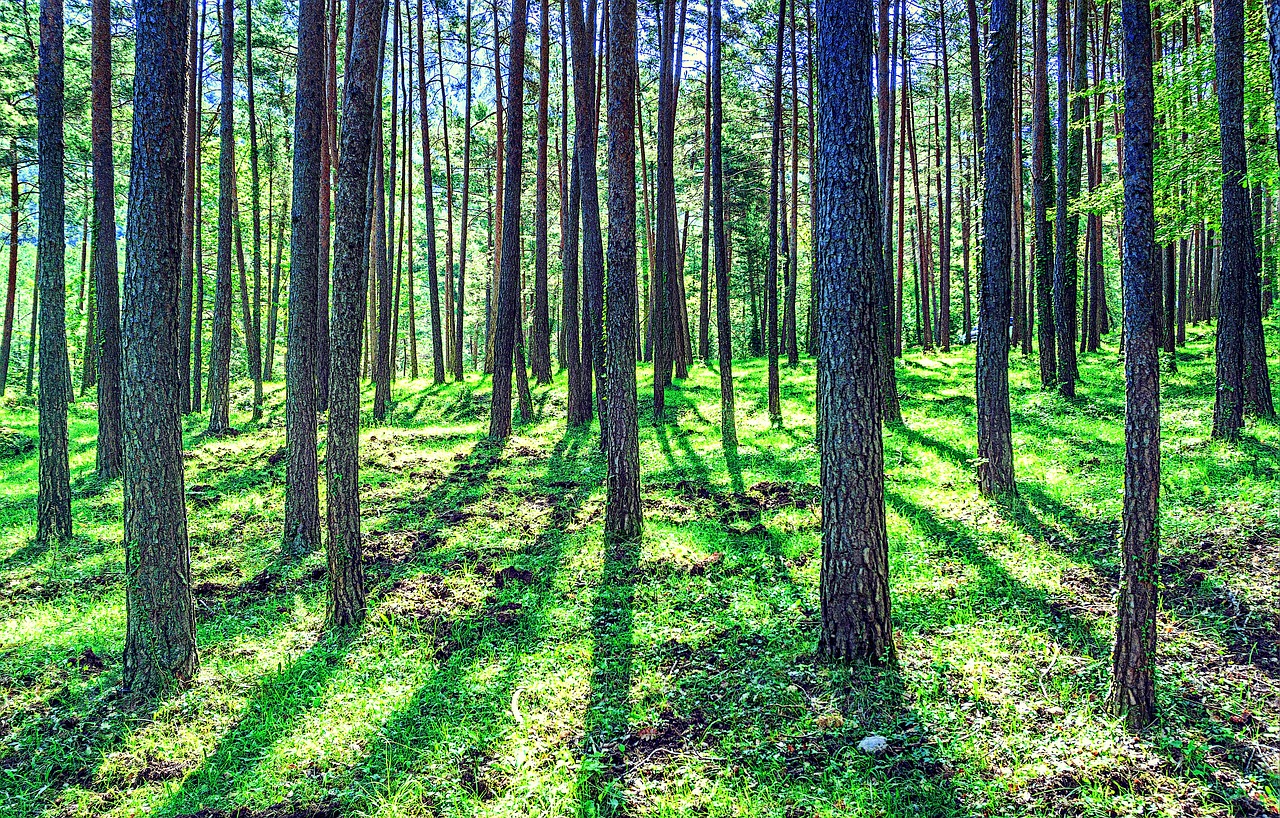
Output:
left=206, top=0, right=236, bottom=435
left=122, top=0, right=199, bottom=694
left=91, top=0, right=121, bottom=479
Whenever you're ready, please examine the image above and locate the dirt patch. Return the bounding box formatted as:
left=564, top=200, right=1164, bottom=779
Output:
left=457, top=747, right=506, bottom=801
left=493, top=566, right=534, bottom=589
left=365, top=529, right=438, bottom=568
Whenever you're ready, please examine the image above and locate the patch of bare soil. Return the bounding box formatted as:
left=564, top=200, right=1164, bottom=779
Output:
left=97, top=752, right=192, bottom=788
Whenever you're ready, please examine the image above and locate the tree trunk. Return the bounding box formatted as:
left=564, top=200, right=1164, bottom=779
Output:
left=456, top=0, right=473, bottom=380
left=814, top=0, right=893, bottom=665
left=207, top=0, right=235, bottom=435
left=605, top=0, right=642, bottom=540
left=699, top=74, right=710, bottom=363
left=179, top=0, right=199, bottom=412
left=122, top=0, right=199, bottom=695
left=977, top=0, right=1016, bottom=497
left=489, top=0, right=528, bottom=440
left=710, top=0, right=736, bottom=447
left=0, top=141, right=18, bottom=396
left=245, top=0, right=264, bottom=420
left=1110, top=0, right=1158, bottom=730
left=284, top=0, right=324, bottom=556
left=327, top=0, right=383, bottom=628
left=531, top=0, right=553, bottom=384
left=764, top=0, right=785, bottom=422
left=36, top=0, right=72, bottom=543
left=939, top=0, right=953, bottom=352
left=1032, top=0, right=1056, bottom=387
left=1053, top=0, right=1084, bottom=397
left=568, top=0, right=602, bottom=429
left=416, top=0, right=444, bottom=385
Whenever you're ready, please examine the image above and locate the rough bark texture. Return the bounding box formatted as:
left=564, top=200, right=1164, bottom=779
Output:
left=567, top=0, right=600, bottom=427
left=977, top=0, right=1016, bottom=497
left=327, top=0, right=382, bottom=628
left=284, top=0, right=324, bottom=555
left=37, top=0, right=72, bottom=543
left=1053, top=0, right=1084, bottom=397
left=605, top=0, right=642, bottom=541
left=765, top=0, right=785, bottom=423
left=206, top=0, right=235, bottom=435
left=1110, top=0, right=1158, bottom=730
left=1213, top=0, right=1251, bottom=440
left=709, top=0, right=736, bottom=448
left=490, top=0, right=529, bottom=440
left=178, top=0, right=198, bottom=412
left=91, top=0, right=122, bottom=480
left=531, top=0, right=553, bottom=385
left=814, top=0, right=894, bottom=666
left=1031, top=0, right=1056, bottom=387
left=122, top=0, right=199, bottom=695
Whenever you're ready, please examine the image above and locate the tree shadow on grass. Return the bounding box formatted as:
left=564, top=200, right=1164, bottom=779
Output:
left=576, top=536, right=641, bottom=818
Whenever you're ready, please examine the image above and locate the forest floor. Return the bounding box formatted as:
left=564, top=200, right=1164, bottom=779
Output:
left=3, top=326, right=1280, bottom=818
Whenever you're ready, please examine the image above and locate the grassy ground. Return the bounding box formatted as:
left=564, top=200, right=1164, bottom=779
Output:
left=2, top=325, right=1280, bottom=818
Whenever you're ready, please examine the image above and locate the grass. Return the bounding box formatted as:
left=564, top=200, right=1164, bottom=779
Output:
left=2, top=324, right=1280, bottom=818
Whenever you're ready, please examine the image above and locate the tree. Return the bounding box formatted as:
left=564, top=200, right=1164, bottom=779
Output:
left=764, top=0, right=785, bottom=423
left=90, top=0, right=121, bottom=481
left=36, top=0, right=71, bottom=544
left=1053, top=0, right=1084, bottom=397
left=976, top=0, right=1016, bottom=497
left=490, top=0, right=529, bottom=440
left=0, top=141, right=17, bottom=397
left=1109, top=0, right=1158, bottom=731
left=455, top=0, right=473, bottom=382
left=244, top=0, right=265, bottom=421
left=121, top=0, right=199, bottom=694
left=938, top=0, right=952, bottom=353
left=530, top=0, right=552, bottom=385
left=418, top=0, right=445, bottom=386
left=326, top=0, right=383, bottom=629
left=284, top=0, right=324, bottom=555
left=605, top=0, right=641, bottom=541
left=206, top=0, right=236, bottom=436
left=814, top=0, right=893, bottom=665
left=179, top=0, right=200, bottom=413
left=567, top=0, right=601, bottom=427
left=1031, top=0, right=1056, bottom=388
left=709, top=0, right=736, bottom=448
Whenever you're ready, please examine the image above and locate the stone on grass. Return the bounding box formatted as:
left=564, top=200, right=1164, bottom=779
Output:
left=857, top=735, right=889, bottom=756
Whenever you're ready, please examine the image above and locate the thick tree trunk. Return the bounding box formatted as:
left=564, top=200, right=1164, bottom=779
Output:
left=36, top=0, right=72, bottom=543
left=327, top=0, right=382, bottom=629
left=284, top=0, right=324, bottom=556
left=489, top=0, right=528, bottom=440
left=814, top=0, right=893, bottom=665
left=605, top=0, right=642, bottom=541
left=977, top=0, right=1016, bottom=497
left=122, top=0, right=199, bottom=695
left=1110, top=0, right=1158, bottom=730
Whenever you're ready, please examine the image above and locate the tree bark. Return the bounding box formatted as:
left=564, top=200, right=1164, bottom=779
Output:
left=37, top=0, right=72, bottom=543
left=764, top=0, right=785, bottom=423
left=0, top=141, right=18, bottom=397
left=977, top=0, right=1016, bottom=497
left=605, top=0, right=641, bottom=540
left=1053, top=0, right=1084, bottom=397
left=284, top=0, right=325, bottom=556
left=90, top=0, right=121, bottom=479
left=245, top=0, right=264, bottom=419
left=1110, top=0, right=1158, bottom=729
left=122, top=0, right=199, bottom=694
left=327, top=0, right=382, bottom=629
left=567, top=0, right=602, bottom=428
left=207, top=0, right=235, bottom=435
left=1032, top=0, right=1056, bottom=387
left=709, top=0, right=736, bottom=447
left=489, top=0, right=529, bottom=440
left=814, top=0, right=893, bottom=665
left=531, top=0, right=553, bottom=384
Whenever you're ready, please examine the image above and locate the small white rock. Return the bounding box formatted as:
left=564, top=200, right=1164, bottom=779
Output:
left=857, top=735, right=889, bottom=756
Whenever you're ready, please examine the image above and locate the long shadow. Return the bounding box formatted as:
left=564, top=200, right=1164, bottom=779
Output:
left=886, top=490, right=1109, bottom=658
left=577, top=536, right=641, bottom=817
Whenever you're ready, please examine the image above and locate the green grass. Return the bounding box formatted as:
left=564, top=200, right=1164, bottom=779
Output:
left=2, top=324, right=1280, bottom=818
